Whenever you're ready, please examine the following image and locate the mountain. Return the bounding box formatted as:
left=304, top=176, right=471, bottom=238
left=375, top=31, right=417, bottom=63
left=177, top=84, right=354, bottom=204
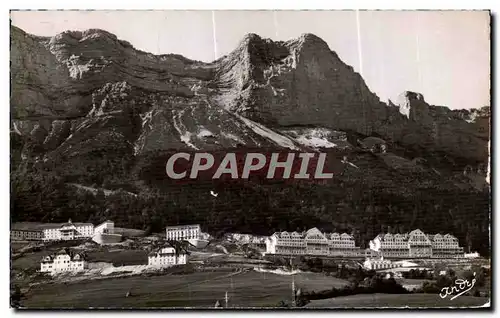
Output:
left=10, top=26, right=491, bottom=255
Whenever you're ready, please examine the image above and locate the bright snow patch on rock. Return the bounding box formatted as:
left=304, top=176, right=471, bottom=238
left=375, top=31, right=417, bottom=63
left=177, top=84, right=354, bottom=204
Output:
left=236, top=114, right=298, bottom=150
left=197, top=128, right=213, bottom=138
left=285, top=128, right=344, bottom=149
left=296, top=136, right=337, bottom=148
left=222, top=132, right=242, bottom=143
left=172, top=109, right=199, bottom=150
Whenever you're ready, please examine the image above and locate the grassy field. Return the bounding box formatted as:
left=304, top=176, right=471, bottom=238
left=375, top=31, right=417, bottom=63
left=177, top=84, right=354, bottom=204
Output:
left=12, top=250, right=48, bottom=271
left=21, top=270, right=348, bottom=308
left=86, top=250, right=148, bottom=266
left=305, top=293, right=490, bottom=308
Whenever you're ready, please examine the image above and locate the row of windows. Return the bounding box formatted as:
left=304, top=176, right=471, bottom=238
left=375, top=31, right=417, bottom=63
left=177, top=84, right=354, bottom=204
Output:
left=167, top=232, right=198, bottom=236
left=167, top=227, right=200, bottom=233
left=43, top=263, right=83, bottom=268
left=276, top=242, right=355, bottom=247
left=381, top=237, right=458, bottom=242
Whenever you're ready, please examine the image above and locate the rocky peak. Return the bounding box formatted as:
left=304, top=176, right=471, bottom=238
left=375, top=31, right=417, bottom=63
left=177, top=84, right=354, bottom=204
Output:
left=293, top=33, right=331, bottom=51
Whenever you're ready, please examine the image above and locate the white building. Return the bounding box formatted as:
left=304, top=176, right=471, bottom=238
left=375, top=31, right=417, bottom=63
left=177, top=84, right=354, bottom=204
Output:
left=92, top=220, right=122, bottom=244
left=369, top=229, right=464, bottom=259
left=363, top=258, right=397, bottom=270
left=148, top=244, right=188, bottom=268
left=11, top=222, right=45, bottom=241
left=225, top=233, right=252, bottom=244
left=265, top=227, right=361, bottom=257
left=40, top=248, right=87, bottom=273
left=43, top=219, right=94, bottom=241
left=94, top=220, right=115, bottom=235
left=165, top=224, right=201, bottom=241
left=464, top=252, right=480, bottom=259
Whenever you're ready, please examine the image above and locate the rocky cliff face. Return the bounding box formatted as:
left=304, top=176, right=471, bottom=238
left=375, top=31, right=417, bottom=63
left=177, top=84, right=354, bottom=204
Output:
left=215, top=33, right=489, bottom=163
left=10, top=26, right=490, bottom=253
left=11, top=27, right=489, bottom=163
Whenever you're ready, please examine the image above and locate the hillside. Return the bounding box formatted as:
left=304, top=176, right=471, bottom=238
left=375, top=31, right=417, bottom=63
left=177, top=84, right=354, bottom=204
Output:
left=10, top=26, right=491, bottom=255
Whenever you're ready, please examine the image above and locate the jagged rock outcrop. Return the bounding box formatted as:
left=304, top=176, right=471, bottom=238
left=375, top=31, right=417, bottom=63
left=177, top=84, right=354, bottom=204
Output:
left=215, top=33, right=489, bottom=162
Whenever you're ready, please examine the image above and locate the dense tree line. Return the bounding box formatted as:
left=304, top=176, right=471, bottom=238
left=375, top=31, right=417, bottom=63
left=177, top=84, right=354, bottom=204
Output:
left=11, top=150, right=490, bottom=256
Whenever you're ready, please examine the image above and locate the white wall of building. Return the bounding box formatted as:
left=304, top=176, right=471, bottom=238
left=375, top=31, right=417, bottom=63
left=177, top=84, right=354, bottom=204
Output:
left=371, top=229, right=464, bottom=259
left=94, top=221, right=114, bottom=235
left=43, top=221, right=95, bottom=241
left=166, top=224, right=200, bottom=241
left=40, top=252, right=86, bottom=273
left=265, top=228, right=361, bottom=257
left=148, top=247, right=187, bottom=267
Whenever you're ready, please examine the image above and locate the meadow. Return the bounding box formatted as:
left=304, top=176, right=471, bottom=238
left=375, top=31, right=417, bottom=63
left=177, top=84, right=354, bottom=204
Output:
left=21, top=270, right=349, bottom=308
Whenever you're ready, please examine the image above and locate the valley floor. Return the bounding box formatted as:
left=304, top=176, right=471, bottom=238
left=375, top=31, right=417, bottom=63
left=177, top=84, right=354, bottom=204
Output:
left=20, top=270, right=348, bottom=308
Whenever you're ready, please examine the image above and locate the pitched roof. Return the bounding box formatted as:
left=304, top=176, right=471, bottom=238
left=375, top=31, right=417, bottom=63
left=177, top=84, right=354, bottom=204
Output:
left=42, top=249, right=86, bottom=262
left=149, top=242, right=187, bottom=256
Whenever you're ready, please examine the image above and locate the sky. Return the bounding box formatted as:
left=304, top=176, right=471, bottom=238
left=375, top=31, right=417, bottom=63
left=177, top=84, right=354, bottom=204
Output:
left=10, top=10, right=490, bottom=110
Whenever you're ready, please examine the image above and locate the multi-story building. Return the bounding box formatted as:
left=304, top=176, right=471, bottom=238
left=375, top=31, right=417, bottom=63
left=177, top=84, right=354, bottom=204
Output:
left=370, top=229, right=464, bottom=259
left=43, top=219, right=94, bottom=241
left=329, top=233, right=359, bottom=257
left=40, top=248, right=87, bottom=273
left=148, top=244, right=188, bottom=267
left=265, top=227, right=361, bottom=257
left=94, top=220, right=115, bottom=235
left=428, top=233, right=464, bottom=258
left=11, top=223, right=44, bottom=241
left=92, top=220, right=122, bottom=244
left=11, top=220, right=95, bottom=241
left=165, top=224, right=201, bottom=241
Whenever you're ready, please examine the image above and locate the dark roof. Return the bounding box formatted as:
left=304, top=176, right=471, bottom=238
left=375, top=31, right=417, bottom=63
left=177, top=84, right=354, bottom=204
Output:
left=42, top=222, right=93, bottom=229
left=166, top=224, right=200, bottom=229
left=149, top=242, right=187, bottom=256
left=43, top=249, right=87, bottom=262
left=14, top=222, right=92, bottom=231
left=11, top=222, right=47, bottom=231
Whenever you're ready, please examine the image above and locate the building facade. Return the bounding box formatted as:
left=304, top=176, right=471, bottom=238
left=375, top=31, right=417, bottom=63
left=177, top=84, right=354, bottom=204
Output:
left=94, top=220, right=115, bottom=235
left=43, top=219, right=94, bottom=241
left=363, top=258, right=397, bottom=270
left=265, top=227, right=361, bottom=257
left=370, top=229, right=464, bottom=259
left=165, top=224, right=201, bottom=241
left=148, top=245, right=188, bottom=267
left=40, top=249, right=87, bottom=273
left=11, top=228, right=44, bottom=241
left=92, top=220, right=122, bottom=244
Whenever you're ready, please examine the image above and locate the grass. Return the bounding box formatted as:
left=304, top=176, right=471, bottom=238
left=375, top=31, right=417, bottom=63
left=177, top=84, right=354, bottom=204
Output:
left=86, top=250, right=148, bottom=266
left=12, top=251, right=47, bottom=271
left=305, top=293, right=490, bottom=308
left=11, top=242, right=30, bottom=252
left=21, top=270, right=349, bottom=308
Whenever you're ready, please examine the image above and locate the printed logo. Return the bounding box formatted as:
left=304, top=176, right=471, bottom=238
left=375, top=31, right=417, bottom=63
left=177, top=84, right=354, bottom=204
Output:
left=164, top=151, right=344, bottom=181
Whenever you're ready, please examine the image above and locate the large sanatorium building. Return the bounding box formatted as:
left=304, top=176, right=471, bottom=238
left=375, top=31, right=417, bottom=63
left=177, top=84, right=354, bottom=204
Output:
left=11, top=219, right=118, bottom=242
left=266, top=228, right=465, bottom=259
left=369, top=229, right=464, bottom=259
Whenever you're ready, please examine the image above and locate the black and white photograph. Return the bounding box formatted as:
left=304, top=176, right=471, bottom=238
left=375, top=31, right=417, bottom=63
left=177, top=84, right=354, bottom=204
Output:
left=9, top=9, right=491, bottom=309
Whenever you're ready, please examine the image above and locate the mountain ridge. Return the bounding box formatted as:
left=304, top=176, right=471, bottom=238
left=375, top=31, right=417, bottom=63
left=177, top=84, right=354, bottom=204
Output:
left=11, top=25, right=489, bottom=161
